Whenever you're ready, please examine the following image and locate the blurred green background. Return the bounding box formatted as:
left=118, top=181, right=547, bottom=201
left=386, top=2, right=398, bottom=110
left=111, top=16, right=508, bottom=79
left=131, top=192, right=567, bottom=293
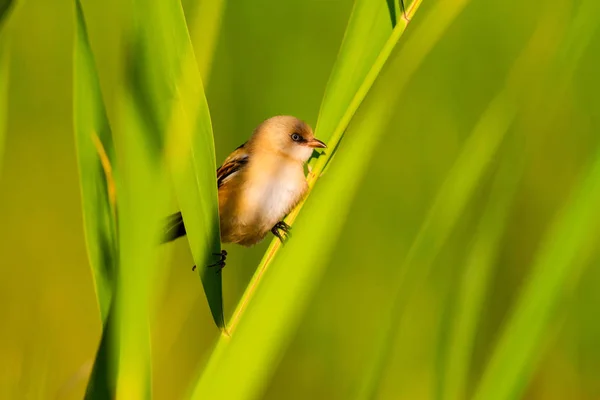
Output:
left=1, top=0, right=599, bottom=399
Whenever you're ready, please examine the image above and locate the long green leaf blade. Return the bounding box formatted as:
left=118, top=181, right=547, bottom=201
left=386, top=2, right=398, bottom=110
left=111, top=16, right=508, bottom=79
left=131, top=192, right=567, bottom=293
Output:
left=74, top=3, right=123, bottom=398
left=113, top=87, right=168, bottom=399
left=133, top=0, right=224, bottom=328
left=314, top=0, right=394, bottom=143
left=73, top=0, right=118, bottom=322
left=165, top=50, right=224, bottom=328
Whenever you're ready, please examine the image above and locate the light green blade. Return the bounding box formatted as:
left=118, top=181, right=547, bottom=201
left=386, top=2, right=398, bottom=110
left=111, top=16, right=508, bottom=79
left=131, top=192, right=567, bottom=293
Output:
left=314, top=0, right=394, bottom=143
left=73, top=0, right=118, bottom=323
left=74, top=2, right=121, bottom=398
left=112, top=86, right=169, bottom=400
left=132, top=0, right=224, bottom=329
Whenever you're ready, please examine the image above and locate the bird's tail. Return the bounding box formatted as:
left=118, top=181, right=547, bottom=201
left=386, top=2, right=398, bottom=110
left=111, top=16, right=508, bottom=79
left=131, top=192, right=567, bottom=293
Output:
left=162, top=211, right=187, bottom=243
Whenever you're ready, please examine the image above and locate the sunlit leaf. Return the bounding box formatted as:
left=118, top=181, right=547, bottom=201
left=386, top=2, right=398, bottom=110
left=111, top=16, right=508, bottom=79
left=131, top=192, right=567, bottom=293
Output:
left=112, top=85, right=168, bottom=399
left=314, top=0, right=395, bottom=144
left=131, top=0, right=224, bottom=329
left=73, top=0, right=118, bottom=322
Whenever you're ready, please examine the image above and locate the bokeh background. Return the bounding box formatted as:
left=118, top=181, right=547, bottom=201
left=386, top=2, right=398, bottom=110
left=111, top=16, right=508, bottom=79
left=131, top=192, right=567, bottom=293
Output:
left=1, top=0, right=599, bottom=399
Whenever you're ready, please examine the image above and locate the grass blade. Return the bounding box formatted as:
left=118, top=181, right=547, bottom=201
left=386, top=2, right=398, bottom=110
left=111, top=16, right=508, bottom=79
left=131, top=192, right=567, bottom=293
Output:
left=314, top=0, right=395, bottom=143
left=74, top=3, right=123, bottom=398
left=73, top=0, right=118, bottom=322
left=130, top=0, right=224, bottom=329
left=165, top=51, right=224, bottom=328
left=113, top=86, right=168, bottom=399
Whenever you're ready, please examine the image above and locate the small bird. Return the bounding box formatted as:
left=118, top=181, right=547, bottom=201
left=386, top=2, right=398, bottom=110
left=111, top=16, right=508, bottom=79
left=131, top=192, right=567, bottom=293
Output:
left=163, top=115, right=327, bottom=270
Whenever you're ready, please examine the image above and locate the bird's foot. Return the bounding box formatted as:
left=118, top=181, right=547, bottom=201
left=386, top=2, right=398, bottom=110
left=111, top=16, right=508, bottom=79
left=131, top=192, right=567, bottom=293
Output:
left=192, top=250, right=228, bottom=272
left=271, top=221, right=292, bottom=244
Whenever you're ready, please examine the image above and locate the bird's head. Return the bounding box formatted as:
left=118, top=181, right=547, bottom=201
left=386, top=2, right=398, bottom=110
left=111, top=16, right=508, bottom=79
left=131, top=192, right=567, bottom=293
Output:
left=251, top=115, right=326, bottom=163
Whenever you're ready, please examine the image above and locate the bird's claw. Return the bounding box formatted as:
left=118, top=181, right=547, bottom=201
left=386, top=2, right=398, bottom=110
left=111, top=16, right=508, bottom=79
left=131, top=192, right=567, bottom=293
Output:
left=271, top=221, right=292, bottom=244
left=192, top=250, right=228, bottom=272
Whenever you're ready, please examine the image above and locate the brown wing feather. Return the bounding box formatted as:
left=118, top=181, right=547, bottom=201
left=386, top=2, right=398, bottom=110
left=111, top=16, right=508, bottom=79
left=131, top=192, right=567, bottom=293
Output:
left=217, top=142, right=249, bottom=188
left=162, top=142, right=249, bottom=243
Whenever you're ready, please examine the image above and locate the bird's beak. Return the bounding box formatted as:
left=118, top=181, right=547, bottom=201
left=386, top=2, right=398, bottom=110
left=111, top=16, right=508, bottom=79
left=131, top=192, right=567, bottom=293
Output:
left=306, top=138, right=327, bottom=149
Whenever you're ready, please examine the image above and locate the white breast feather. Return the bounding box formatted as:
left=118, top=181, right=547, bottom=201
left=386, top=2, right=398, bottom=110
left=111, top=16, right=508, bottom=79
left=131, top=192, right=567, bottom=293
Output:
left=244, top=162, right=305, bottom=229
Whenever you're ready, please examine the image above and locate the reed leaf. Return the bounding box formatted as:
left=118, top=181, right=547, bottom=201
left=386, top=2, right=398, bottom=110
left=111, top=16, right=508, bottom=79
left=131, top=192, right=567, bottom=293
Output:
left=130, top=0, right=224, bottom=329
left=74, top=2, right=122, bottom=398
left=112, top=87, right=169, bottom=400
left=73, top=0, right=118, bottom=323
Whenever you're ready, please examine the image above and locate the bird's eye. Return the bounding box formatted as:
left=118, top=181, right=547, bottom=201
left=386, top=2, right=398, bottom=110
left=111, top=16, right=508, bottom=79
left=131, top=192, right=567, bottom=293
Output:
left=291, top=133, right=302, bottom=142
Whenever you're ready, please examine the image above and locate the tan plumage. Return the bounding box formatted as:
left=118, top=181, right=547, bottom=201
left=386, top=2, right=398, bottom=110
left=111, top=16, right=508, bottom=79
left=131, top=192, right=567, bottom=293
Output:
left=164, top=115, right=326, bottom=250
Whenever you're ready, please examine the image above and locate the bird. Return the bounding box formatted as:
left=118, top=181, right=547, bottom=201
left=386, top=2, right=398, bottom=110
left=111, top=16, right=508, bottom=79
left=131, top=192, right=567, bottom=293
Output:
left=162, top=115, right=327, bottom=270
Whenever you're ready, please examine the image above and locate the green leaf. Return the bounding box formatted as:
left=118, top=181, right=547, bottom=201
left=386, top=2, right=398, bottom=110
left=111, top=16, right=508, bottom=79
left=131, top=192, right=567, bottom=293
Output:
left=73, top=0, right=118, bottom=323
left=165, top=50, right=224, bottom=328
left=74, top=3, right=123, bottom=398
left=131, top=0, right=224, bottom=329
left=112, top=85, right=168, bottom=399
left=314, top=0, right=395, bottom=143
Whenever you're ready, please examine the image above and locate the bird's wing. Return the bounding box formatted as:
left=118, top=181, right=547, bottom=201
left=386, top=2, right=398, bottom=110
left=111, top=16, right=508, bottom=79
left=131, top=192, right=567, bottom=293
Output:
left=217, top=142, right=249, bottom=188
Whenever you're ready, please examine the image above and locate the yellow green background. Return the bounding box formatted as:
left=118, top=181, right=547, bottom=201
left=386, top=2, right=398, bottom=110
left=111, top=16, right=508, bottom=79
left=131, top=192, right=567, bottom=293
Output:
left=1, top=0, right=599, bottom=399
